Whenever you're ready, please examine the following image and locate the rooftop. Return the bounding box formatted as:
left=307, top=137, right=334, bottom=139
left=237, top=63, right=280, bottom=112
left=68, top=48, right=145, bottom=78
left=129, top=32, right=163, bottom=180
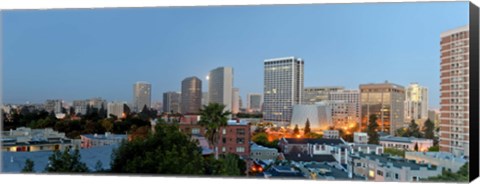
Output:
left=283, top=151, right=337, bottom=163
left=355, top=153, right=439, bottom=171
left=380, top=136, right=432, bottom=143
left=81, top=133, right=127, bottom=140
left=283, top=138, right=344, bottom=145
left=2, top=144, right=118, bottom=173
left=406, top=151, right=469, bottom=163
left=227, top=119, right=249, bottom=126
left=263, top=165, right=305, bottom=179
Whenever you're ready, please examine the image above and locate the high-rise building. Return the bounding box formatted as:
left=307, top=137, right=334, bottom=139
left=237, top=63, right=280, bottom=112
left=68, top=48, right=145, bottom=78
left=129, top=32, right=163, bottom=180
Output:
left=247, top=93, right=263, bottom=113
left=208, top=67, right=234, bottom=114
left=360, top=81, right=405, bottom=135
left=232, top=88, right=240, bottom=114
left=404, top=83, right=429, bottom=124
left=107, top=101, right=126, bottom=118
left=44, top=99, right=63, bottom=114
left=263, top=57, right=304, bottom=125
left=72, top=100, right=88, bottom=115
left=439, top=25, right=469, bottom=156
left=201, top=92, right=209, bottom=107
left=181, top=77, right=202, bottom=114
left=163, top=92, right=181, bottom=114
left=428, top=109, right=440, bottom=128
left=303, top=86, right=344, bottom=104
left=327, top=89, right=360, bottom=128
left=133, top=81, right=152, bottom=112
left=72, top=98, right=107, bottom=115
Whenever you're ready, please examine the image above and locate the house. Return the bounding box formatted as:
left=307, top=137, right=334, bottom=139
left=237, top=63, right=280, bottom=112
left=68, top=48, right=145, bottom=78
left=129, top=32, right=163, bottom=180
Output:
left=405, top=151, right=468, bottom=173
left=351, top=153, right=442, bottom=182
left=250, top=143, right=279, bottom=160
left=379, top=136, right=433, bottom=151
left=2, top=127, right=79, bottom=152
left=262, top=165, right=306, bottom=179
left=80, top=132, right=127, bottom=148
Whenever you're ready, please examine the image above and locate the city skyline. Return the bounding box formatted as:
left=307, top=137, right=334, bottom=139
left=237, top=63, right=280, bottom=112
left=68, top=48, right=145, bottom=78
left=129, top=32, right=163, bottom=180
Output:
left=2, top=2, right=469, bottom=109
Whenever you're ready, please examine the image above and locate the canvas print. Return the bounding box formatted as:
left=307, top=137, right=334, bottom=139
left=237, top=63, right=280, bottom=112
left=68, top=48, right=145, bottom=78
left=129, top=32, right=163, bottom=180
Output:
left=0, top=1, right=475, bottom=183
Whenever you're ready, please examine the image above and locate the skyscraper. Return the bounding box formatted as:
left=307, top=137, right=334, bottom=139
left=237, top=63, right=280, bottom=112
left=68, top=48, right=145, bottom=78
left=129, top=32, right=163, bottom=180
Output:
left=133, top=81, right=152, bottom=112
left=360, top=81, right=405, bottom=135
left=181, top=76, right=202, bottom=114
left=232, top=88, right=240, bottom=114
left=201, top=92, right=209, bottom=106
left=107, top=101, right=126, bottom=118
left=163, top=92, right=181, bottom=114
left=328, top=89, right=361, bottom=128
left=404, top=83, right=429, bottom=124
left=303, top=86, right=344, bottom=104
left=247, top=93, right=263, bottom=113
left=208, top=67, right=234, bottom=114
left=263, top=57, right=304, bottom=125
left=439, top=25, right=469, bottom=156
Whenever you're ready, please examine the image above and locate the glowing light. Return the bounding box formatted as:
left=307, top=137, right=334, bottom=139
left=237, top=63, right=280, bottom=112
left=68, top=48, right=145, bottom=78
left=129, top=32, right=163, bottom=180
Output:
left=206, top=75, right=210, bottom=80
left=296, top=134, right=301, bottom=138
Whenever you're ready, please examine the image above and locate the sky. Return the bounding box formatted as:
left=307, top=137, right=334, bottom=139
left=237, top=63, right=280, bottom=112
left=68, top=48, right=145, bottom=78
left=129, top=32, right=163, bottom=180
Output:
left=2, top=2, right=469, bottom=109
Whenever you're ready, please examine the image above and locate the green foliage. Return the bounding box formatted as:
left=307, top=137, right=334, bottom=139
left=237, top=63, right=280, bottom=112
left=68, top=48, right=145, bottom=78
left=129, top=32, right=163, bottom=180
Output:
left=428, top=145, right=440, bottom=152
left=21, top=159, right=35, bottom=173
left=304, top=119, right=311, bottom=135
left=305, top=132, right=322, bottom=139
left=367, top=115, right=379, bottom=144
left=235, top=113, right=262, bottom=118
left=405, top=119, right=423, bottom=138
left=384, top=148, right=405, bottom=158
left=423, top=119, right=435, bottom=139
left=110, top=123, right=205, bottom=174
left=198, top=103, right=231, bottom=159
left=252, top=133, right=279, bottom=150
left=94, top=160, right=104, bottom=172
left=425, top=163, right=469, bottom=182
left=293, top=124, right=300, bottom=135
left=414, top=143, right=419, bottom=151
left=44, top=148, right=89, bottom=173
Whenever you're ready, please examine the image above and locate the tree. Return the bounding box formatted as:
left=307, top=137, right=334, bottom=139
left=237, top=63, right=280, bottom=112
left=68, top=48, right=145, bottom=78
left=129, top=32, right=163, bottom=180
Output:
left=21, top=159, right=35, bottom=173
left=414, top=143, right=419, bottom=151
left=305, top=132, right=322, bottom=139
left=110, top=123, right=205, bottom=174
left=198, top=103, right=231, bottom=159
left=218, top=154, right=243, bottom=176
left=304, top=119, right=311, bottom=135
left=428, top=145, right=440, bottom=152
left=406, top=119, right=423, bottom=138
left=94, top=160, right=104, bottom=172
left=423, top=119, right=435, bottom=139
left=293, top=124, right=300, bottom=136
left=384, top=148, right=405, bottom=158
left=44, top=147, right=89, bottom=173
left=367, top=114, right=379, bottom=144
left=425, top=163, right=468, bottom=182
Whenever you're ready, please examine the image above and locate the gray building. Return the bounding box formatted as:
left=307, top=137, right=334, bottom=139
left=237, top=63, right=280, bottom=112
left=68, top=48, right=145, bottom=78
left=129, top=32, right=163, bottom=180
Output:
left=44, top=99, right=63, bottom=114
left=360, top=81, right=405, bottom=135
left=247, top=93, right=262, bottom=113
left=208, top=67, right=234, bottom=114
left=250, top=143, right=279, bottom=160
left=304, top=86, right=344, bottom=104
left=163, top=92, right=181, bottom=114
left=263, top=57, right=304, bottom=125
left=181, top=76, right=202, bottom=114
left=133, top=81, right=152, bottom=112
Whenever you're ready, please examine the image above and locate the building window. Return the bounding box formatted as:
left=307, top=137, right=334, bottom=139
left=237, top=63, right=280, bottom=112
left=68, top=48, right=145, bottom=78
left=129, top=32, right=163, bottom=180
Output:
left=222, top=138, right=226, bottom=144
left=413, top=176, right=418, bottom=181
left=369, top=170, right=375, bottom=178
left=192, top=128, right=200, bottom=134
left=236, top=129, right=245, bottom=135
left=236, top=138, right=245, bottom=144
left=222, top=147, right=226, bottom=152
left=377, top=170, right=383, bottom=176
left=222, top=128, right=226, bottom=135
left=236, top=147, right=245, bottom=153
left=395, top=173, right=399, bottom=180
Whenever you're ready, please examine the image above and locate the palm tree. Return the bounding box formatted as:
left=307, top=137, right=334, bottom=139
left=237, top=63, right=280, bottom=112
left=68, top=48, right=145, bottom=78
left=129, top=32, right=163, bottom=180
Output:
left=198, top=103, right=231, bottom=159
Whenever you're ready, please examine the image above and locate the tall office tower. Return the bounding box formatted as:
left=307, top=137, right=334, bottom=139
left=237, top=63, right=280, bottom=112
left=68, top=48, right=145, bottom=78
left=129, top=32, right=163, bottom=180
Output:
left=404, top=83, right=429, bottom=124
left=328, top=90, right=361, bottom=128
left=303, top=86, right=345, bottom=104
left=133, top=81, right=152, bottom=112
left=107, top=101, right=126, bottom=118
left=72, top=100, right=88, bottom=115
left=201, top=92, right=209, bottom=106
left=88, top=97, right=107, bottom=110
left=181, top=77, right=202, bottom=114
left=439, top=25, right=469, bottom=156
left=247, top=93, right=263, bottom=113
left=360, top=81, right=405, bottom=135
left=263, top=57, right=304, bottom=126
left=44, top=99, right=63, bottom=114
left=163, top=92, right=181, bottom=114
left=232, top=88, right=240, bottom=114
left=208, top=67, right=234, bottom=114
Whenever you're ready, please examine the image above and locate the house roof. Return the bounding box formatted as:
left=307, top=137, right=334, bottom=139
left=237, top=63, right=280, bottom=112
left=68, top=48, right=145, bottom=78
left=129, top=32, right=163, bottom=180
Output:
left=263, top=165, right=305, bottom=179
left=2, top=144, right=118, bottom=173
left=283, top=152, right=337, bottom=163
left=283, top=138, right=344, bottom=145
left=356, top=153, right=439, bottom=171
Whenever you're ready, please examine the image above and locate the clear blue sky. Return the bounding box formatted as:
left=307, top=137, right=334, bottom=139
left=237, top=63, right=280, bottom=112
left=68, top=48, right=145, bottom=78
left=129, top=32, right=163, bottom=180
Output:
left=2, top=2, right=469, bottom=109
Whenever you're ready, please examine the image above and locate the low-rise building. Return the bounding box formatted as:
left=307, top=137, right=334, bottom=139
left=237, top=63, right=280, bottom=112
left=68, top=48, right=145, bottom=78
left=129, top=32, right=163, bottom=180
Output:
left=1, top=127, right=78, bottom=152
left=80, top=132, right=127, bottom=148
left=323, top=130, right=340, bottom=139
left=380, top=136, right=433, bottom=151
left=351, top=153, right=442, bottom=182
left=354, top=132, right=369, bottom=144
left=262, top=165, right=306, bottom=179
left=405, top=151, right=468, bottom=173
left=250, top=143, right=279, bottom=160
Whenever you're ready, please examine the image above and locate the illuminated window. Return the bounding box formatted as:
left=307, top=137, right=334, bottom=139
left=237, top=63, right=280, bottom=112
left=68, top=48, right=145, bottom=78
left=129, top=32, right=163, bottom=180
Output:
left=369, top=170, right=375, bottom=178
